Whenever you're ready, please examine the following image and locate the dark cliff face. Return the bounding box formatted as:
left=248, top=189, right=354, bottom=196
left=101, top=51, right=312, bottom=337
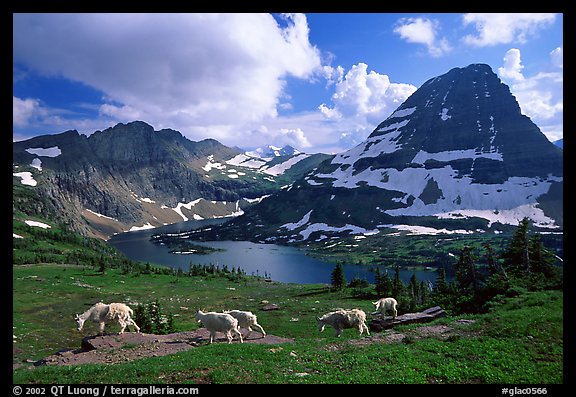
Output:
left=217, top=64, right=563, bottom=242
left=12, top=122, right=246, bottom=237
left=13, top=121, right=329, bottom=239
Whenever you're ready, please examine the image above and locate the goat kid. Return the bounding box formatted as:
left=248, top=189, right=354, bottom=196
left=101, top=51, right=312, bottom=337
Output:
left=372, top=297, right=398, bottom=319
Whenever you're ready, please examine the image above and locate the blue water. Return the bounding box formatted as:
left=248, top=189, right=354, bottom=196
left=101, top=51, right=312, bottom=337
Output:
left=107, top=219, right=439, bottom=285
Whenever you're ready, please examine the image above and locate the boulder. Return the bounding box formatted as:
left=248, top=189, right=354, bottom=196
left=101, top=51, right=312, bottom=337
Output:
left=369, top=306, right=446, bottom=332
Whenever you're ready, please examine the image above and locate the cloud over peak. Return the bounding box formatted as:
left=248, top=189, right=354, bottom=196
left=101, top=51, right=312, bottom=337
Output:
left=393, top=17, right=452, bottom=57
left=462, top=13, right=557, bottom=47
left=13, top=13, right=322, bottom=142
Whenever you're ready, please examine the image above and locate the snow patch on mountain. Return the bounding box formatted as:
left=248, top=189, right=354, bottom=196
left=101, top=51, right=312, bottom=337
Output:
left=298, top=223, right=379, bottom=241
left=25, top=147, right=62, bottom=157
left=14, top=171, right=37, bottom=186
left=281, top=210, right=313, bottom=231
left=262, top=154, right=311, bottom=176
left=225, top=147, right=310, bottom=176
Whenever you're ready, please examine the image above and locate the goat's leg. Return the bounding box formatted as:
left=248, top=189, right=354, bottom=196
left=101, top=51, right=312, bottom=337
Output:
left=128, top=318, right=140, bottom=333
left=253, top=323, right=266, bottom=337
left=244, top=326, right=253, bottom=339
left=361, top=322, right=370, bottom=336
left=234, top=328, right=244, bottom=343
left=118, top=319, right=127, bottom=334
left=98, top=322, right=106, bottom=335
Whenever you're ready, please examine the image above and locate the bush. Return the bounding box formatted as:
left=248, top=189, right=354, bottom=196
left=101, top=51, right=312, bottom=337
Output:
left=133, top=300, right=176, bottom=335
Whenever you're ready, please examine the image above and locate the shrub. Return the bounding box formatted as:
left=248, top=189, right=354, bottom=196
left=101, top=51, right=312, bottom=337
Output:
left=133, top=300, right=176, bottom=335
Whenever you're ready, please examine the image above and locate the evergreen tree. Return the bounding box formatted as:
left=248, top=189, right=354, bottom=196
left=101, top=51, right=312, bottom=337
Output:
left=331, top=262, right=346, bottom=290
left=528, top=234, right=556, bottom=278
left=419, top=280, right=431, bottom=308
left=503, top=217, right=531, bottom=275
left=483, top=242, right=507, bottom=280
left=455, top=246, right=481, bottom=292
left=392, top=265, right=404, bottom=298
left=434, top=267, right=449, bottom=295
left=408, top=273, right=419, bottom=312
left=374, top=268, right=391, bottom=297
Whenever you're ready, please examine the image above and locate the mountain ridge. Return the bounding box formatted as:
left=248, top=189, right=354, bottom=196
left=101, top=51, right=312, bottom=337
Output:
left=13, top=121, right=330, bottom=240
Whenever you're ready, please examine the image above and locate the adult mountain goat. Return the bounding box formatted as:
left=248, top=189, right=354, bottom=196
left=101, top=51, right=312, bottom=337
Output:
left=317, top=309, right=370, bottom=337
left=224, top=310, right=266, bottom=339
left=75, top=302, right=140, bottom=334
left=195, top=310, right=244, bottom=344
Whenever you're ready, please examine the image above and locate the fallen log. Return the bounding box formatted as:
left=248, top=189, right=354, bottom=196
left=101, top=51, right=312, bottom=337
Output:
left=368, top=306, right=446, bottom=332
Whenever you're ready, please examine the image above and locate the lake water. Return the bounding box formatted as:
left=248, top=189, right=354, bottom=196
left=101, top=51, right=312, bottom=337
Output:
left=107, top=218, right=439, bottom=285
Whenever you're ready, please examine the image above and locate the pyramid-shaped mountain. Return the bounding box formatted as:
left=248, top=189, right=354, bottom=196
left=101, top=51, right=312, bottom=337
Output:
left=210, top=64, right=563, bottom=243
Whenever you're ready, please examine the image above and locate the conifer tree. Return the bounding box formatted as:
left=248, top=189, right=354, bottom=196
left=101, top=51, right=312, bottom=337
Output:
left=374, top=268, right=391, bottom=297
left=331, top=262, right=346, bottom=290
left=408, top=273, right=419, bottom=311
left=455, top=245, right=481, bottom=292
left=392, top=265, right=404, bottom=298
left=503, top=217, right=531, bottom=275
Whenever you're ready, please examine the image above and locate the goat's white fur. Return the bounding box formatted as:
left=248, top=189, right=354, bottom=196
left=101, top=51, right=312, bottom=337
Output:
left=195, top=310, right=243, bottom=344
left=317, top=309, right=370, bottom=337
left=372, top=297, right=398, bottom=319
left=224, top=310, right=266, bottom=338
left=75, top=302, right=140, bottom=334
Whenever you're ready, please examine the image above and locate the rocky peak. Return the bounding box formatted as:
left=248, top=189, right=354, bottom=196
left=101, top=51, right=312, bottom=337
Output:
left=216, top=63, right=563, bottom=242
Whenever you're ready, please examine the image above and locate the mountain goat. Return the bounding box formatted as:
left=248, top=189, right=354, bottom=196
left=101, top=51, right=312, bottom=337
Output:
left=75, top=302, right=140, bottom=334
left=372, top=297, right=398, bottom=319
left=317, top=308, right=370, bottom=337
left=195, top=310, right=244, bottom=344
left=224, top=310, right=266, bottom=339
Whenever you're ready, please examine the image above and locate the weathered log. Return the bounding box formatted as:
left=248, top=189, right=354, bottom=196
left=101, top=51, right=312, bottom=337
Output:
left=369, top=306, right=446, bottom=332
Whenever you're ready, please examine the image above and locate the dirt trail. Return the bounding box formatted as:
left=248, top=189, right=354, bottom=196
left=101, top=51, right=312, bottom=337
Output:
left=32, top=329, right=294, bottom=367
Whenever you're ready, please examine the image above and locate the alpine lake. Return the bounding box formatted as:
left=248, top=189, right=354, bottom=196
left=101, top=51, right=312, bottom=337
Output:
left=107, top=218, right=442, bottom=285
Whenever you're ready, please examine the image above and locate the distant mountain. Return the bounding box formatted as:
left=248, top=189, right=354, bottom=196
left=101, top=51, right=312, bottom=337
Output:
left=197, top=64, right=563, bottom=244
left=12, top=121, right=330, bottom=239
left=553, top=139, right=563, bottom=149
left=246, top=144, right=300, bottom=159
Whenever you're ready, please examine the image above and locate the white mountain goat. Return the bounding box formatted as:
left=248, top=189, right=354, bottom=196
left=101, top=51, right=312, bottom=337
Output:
left=75, top=302, right=140, bottom=334
left=317, top=308, right=370, bottom=337
left=372, top=297, right=398, bottom=319
left=195, top=310, right=244, bottom=344
left=224, top=310, right=266, bottom=339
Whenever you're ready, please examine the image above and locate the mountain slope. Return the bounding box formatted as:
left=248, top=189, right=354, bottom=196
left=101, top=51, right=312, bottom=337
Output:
left=13, top=121, right=329, bottom=239
left=199, top=64, right=563, bottom=244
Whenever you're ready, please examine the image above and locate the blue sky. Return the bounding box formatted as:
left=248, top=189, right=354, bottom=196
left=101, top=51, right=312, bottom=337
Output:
left=13, top=13, right=563, bottom=154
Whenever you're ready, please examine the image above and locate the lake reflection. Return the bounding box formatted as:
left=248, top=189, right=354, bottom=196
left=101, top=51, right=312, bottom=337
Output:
left=107, top=219, right=438, bottom=285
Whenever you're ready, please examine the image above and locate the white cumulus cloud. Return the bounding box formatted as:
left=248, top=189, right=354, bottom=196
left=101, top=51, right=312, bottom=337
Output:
left=498, top=48, right=524, bottom=81
left=550, top=47, right=563, bottom=68
left=13, top=13, right=323, bottom=147
left=13, top=96, right=42, bottom=127
left=393, top=17, right=452, bottom=57
left=318, top=63, right=417, bottom=148
left=497, top=47, right=563, bottom=142
left=462, top=13, right=557, bottom=47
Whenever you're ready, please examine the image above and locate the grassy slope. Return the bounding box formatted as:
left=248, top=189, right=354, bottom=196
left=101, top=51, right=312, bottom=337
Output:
left=13, top=264, right=563, bottom=384
left=12, top=202, right=564, bottom=384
